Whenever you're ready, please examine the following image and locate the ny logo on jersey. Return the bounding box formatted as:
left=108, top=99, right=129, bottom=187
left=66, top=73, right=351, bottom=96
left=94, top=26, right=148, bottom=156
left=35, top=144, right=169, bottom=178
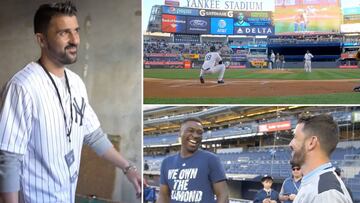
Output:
left=73, top=97, right=86, bottom=126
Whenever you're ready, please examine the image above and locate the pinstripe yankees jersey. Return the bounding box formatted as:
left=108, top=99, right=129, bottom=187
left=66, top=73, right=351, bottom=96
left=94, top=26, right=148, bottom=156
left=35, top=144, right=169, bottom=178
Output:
left=0, top=62, right=100, bottom=203
left=202, top=52, right=222, bottom=70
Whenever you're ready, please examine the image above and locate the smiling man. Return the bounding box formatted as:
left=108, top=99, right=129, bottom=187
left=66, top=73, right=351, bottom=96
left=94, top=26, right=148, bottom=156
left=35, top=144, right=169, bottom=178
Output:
left=157, top=118, right=229, bottom=203
left=289, top=114, right=352, bottom=203
left=0, top=2, right=141, bottom=203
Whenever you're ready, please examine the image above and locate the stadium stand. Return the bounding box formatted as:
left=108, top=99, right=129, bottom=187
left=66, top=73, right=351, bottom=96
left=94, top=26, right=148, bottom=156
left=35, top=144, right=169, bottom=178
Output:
left=144, top=106, right=360, bottom=203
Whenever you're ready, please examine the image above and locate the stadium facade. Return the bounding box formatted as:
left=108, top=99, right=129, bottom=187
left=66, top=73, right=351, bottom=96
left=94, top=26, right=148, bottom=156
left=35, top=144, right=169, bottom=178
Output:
left=144, top=0, right=360, bottom=69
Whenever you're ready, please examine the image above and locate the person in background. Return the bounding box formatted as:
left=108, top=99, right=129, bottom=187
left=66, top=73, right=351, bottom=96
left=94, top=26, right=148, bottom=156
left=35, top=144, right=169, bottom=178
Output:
left=157, top=118, right=229, bottom=203
left=289, top=114, right=352, bottom=203
left=304, top=50, right=314, bottom=72
left=279, top=161, right=302, bottom=203
left=254, top=175, right=280, bottom=203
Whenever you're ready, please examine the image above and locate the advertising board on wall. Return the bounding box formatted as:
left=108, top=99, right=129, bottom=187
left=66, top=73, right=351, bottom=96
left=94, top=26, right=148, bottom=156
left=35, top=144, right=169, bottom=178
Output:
left=233, top=11, right=272, bottom=27
left=187, top=16, right=211, bottom=34
left=258, top=121, right=292, bottom=133
left=234, top=26, right=274, bottom=35
left=162, top=5, right=199, bottom=16
left=160, top=5, right=275, bottom=35
left=161, top=14, right=187, bottom=33
left=210, top=17, right=234, bottom=34
left=199, top=9, right=234, bottom=17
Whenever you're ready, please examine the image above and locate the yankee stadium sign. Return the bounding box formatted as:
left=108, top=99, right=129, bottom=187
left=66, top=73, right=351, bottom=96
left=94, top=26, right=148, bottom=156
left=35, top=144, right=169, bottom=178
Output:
left=179, top=0, right=275, bottom=11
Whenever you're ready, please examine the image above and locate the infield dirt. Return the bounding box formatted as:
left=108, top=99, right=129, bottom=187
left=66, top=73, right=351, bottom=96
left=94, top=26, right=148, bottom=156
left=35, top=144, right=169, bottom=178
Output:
left=144, top=78, right=359, bottom=98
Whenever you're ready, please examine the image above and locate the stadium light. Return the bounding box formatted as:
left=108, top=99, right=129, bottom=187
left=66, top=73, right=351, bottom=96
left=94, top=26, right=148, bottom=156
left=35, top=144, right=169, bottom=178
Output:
left=288, top=106, right=303, bottom=109
left=144, top=127, right=158, bottom=132
left=215, top=116, right=241, bottom=123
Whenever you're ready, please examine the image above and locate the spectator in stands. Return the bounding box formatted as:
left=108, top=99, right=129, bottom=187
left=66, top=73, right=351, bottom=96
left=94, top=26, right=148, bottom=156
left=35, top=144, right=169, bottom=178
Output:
left=234, top=12, right=250, bottom=26
left=335, top=167, right=354, bottom=202
left=289, top=114, right=353, bottom=203
left=254, top=175, right=280, bottom=203
left=157, top=118, right=229, bottom=203
left=279, top=161, right=302, bottom=203
left=304, top=50, right=314, bottom=72
left=200, top=46, right=229, bottom=84
left=144, top=160, right=149, bottom=171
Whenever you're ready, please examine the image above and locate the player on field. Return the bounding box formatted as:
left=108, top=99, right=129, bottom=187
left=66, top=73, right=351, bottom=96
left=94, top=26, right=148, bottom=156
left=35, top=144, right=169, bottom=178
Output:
left=200, top=46, right=229, bottom=84
left=269, top=50, right=275, bottom=70
left=289, top=114, right=352, bottom=203
left=157, top=118, right=229, bottom=203
left=0, top=2, right=141, bottom=202
left=304, top=50, right=314, bottom=72
left=276, top=53, right=281, bottom=70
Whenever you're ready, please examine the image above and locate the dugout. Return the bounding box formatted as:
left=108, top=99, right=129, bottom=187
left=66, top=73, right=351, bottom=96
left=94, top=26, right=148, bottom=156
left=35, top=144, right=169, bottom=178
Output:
left=267, top=33, right=343, bottom=62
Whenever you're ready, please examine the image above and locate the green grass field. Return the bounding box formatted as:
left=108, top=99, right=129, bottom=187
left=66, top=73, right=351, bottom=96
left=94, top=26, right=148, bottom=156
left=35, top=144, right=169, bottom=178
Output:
left=144, top=93, right=360, bottom=104
left=144, top=68, right=360, bottom=80
left=144, top=68, right=360, bottom=104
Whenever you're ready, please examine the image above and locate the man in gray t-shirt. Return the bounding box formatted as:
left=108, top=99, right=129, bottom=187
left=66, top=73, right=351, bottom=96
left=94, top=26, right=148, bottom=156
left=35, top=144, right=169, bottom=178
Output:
left=158, top=118, right=229, bottom=203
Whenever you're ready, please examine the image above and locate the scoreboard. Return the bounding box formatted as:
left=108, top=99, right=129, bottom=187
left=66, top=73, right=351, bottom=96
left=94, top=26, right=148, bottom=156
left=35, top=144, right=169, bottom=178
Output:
left=161, top=5, right=274, bottom=35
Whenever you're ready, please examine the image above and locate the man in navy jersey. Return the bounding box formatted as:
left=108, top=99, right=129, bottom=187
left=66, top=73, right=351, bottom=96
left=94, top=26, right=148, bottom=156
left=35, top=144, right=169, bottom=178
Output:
left=157, top=117, right=229, bottom=203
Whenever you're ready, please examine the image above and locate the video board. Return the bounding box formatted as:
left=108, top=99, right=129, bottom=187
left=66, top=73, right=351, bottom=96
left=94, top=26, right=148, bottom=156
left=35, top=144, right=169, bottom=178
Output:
left=340, top=0, right=360, bottom=33
left=274, top=0, right=341, bottom=33
left=160, top=5, right=274, bottom=35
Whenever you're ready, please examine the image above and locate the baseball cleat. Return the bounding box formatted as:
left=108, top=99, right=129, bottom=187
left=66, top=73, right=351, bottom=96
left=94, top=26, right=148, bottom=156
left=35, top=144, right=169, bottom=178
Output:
left=217, top=80, right=225, bottom=84
left=225, top=61, right=230, bottom=68
left=353, top=86, right=360, bottom=92
left=200, top=76, right=205, bottom=84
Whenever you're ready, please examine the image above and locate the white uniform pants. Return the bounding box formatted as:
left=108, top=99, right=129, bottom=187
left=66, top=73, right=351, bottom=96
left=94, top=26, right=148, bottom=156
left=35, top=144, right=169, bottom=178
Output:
left=276, top=60, right=281, bottom=69
left=304, top=60, right=312, bottom=72
left=200, top=64, right=226, bottom=81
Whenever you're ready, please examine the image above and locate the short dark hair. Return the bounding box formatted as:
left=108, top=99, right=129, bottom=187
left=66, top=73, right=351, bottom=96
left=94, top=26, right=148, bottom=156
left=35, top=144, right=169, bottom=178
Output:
left=181, top=117, right=202, bottom=126
left=297, top=114, right=339, bottom=156
left=261, top=175, right=273, bottom=182
left=290, top=160, right=300, bottom=169
left=210, top=46, right=216, bottom=52
left=34, top=1, right=77, bottom=34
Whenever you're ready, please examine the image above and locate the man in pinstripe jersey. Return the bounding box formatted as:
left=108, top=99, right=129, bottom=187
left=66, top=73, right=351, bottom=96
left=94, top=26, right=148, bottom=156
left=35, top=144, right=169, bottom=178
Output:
left=0, top=2, right=141, bottom=203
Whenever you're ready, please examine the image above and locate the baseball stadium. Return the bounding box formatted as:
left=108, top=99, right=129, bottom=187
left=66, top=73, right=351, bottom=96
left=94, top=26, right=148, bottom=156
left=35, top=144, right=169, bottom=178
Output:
left=143, top=0, right=360, bottom=104
left=143, top=106, right=360, bottom=202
